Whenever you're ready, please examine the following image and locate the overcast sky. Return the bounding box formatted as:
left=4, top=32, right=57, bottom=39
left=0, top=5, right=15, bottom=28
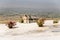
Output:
left=0, top=0, right=60, bottom=9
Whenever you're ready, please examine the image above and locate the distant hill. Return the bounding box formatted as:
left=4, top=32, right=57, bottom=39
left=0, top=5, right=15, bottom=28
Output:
left=0, top=8, right=60, bottom=18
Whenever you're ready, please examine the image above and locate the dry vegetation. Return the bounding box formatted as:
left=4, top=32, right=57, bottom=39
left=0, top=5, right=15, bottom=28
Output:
left=37, top=18, right=45, bottom=27
left=0, top=16, right=21, bottom=24
left=53, top=20, right=58, bottom=24
left=0, top=15, right=60, bottom=24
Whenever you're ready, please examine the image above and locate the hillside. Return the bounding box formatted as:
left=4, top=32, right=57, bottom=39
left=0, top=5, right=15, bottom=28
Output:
left=0, top=8, right=60, bottom=18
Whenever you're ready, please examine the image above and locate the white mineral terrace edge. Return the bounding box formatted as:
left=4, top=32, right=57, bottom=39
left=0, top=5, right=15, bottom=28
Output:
left=44, top=20, right=60, bottom=26
left=0, top=20, right=60, bottom=40
left=0, top=20, right=59, bottom=35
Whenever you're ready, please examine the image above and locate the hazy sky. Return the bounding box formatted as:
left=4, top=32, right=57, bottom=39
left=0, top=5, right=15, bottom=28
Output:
left=0, top=0, right=60, bottom=9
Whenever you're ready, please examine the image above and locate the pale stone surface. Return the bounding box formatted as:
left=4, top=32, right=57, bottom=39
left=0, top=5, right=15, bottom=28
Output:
left=0, top=22, right=60, bottom=40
